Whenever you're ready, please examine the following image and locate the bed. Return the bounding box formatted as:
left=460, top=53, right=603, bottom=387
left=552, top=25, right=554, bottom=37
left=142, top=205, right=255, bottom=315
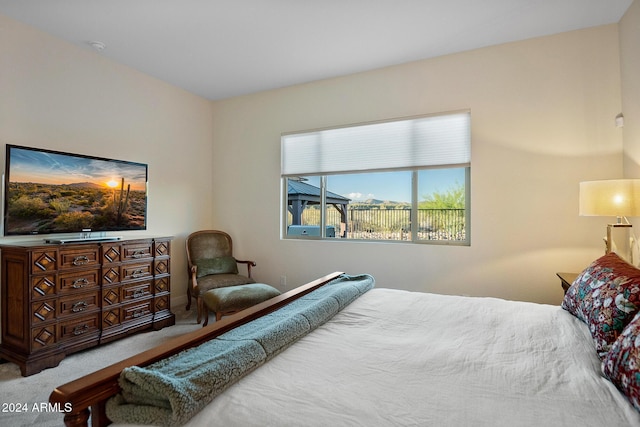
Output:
left=50, top=255, right=640, bottom=427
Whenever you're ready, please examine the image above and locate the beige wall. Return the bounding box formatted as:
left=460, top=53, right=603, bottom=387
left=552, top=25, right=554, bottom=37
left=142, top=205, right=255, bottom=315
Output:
left=0, top=15, right=215, bottom=307
left=212, top=24, right=624, bottom=304
left=0, top=12, right=630, bottom=308
left=622, top=0, right=640, bottom=177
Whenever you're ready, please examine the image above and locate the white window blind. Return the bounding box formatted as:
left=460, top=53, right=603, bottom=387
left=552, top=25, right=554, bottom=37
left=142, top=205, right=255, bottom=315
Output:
left=281, top=111, right=470, bottom=176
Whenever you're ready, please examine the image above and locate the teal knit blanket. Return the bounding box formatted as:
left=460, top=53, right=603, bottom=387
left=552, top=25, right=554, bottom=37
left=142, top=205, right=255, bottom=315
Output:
left=106, top=273, right=375, bottom=426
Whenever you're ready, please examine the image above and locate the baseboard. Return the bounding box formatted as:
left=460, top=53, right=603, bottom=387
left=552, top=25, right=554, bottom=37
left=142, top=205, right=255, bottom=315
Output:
left=171, top=294, right=188, bottom=311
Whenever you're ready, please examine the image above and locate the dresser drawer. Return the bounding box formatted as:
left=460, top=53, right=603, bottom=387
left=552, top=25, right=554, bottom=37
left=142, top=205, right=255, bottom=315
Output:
left=59, top=246, right=100, bottom=270
left=31, top=324, right=56, bottom=351
left=58, top=291, right=100, bottom=317
left=58, top=313, right=100, bottom=341
left=122, top=300, right=153, bottom=322
left=102, top=286, right=121, bottom=307
left=30, top=249, right=58, bottom=274
left=102, top=265, right=121, bottom=286
left=154, top=258, right=170, bottom=276
left=122, top=241, right=153, bottom=261
left=154, top=294, right=170, bottom=313
left=102, top=299, right=153, bottom=329
left=122, top=262, right=152, bottom=282
left=31, top=299, right=56, bottom=324
left=31, top=275, right=57, bottom=299
left=101, top=242, right=122, bottom=264
left=102, top=305, right=122, bottom=328
left=122, top=280, right=153, bottom=302
left=154, top=240, right=171, bottom=258
left=155, top=276, right=170, bottom=294
left=102, top=281, right=153, bottom=307
left=59, top=269, right=100, bottom=293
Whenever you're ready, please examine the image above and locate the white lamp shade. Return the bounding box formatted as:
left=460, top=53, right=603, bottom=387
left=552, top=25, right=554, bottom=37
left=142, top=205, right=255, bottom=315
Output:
left=579, top=179, right=640, bottom=217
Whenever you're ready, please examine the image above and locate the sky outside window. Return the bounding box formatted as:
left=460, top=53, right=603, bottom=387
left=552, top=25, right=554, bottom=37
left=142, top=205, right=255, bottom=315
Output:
left=320, top=168, right=465, bottom=203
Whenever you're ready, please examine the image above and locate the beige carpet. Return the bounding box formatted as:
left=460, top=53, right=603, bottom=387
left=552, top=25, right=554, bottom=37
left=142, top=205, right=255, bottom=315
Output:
left=0, top=307, right=201, bottom=427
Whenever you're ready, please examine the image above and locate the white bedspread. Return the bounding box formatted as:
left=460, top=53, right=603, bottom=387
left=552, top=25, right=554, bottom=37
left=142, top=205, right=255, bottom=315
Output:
left=117, top=289, right=640, bottom=426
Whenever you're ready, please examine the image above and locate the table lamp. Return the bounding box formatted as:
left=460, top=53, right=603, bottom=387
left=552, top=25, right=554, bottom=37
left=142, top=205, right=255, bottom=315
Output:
left=579, top=179, right=640, bottom=262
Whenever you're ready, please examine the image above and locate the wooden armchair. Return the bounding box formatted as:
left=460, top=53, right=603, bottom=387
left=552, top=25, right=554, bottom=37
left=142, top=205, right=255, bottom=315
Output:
left=185, top=230, right=257, bottom=324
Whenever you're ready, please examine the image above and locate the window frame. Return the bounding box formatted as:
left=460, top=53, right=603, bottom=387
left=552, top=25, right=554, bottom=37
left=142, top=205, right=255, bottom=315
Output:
left=281, top=167, right=470, bottom=245
left=281, top=111, right=471, bottom=245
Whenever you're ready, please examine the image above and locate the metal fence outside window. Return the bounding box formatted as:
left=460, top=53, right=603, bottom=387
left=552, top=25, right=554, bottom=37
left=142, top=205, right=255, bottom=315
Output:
left=295, top=207, right=465, bottom=241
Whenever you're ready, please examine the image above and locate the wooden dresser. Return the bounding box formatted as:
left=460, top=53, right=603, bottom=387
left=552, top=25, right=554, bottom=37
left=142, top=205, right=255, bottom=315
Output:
left=0, top=236, right=174, bottom=376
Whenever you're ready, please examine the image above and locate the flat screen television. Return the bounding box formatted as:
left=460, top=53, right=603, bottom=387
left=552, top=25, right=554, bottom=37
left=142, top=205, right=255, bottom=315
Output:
left=3, top=144, right=148, bottom=238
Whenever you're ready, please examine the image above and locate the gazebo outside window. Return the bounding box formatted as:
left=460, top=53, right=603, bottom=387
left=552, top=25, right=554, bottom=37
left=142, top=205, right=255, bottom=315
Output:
left=287, top=179, right=350, bottom=238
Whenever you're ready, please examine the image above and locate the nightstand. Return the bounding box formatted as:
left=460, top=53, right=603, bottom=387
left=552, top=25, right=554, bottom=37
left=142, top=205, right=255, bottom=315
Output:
left=556, top=272, right=579, bottom=294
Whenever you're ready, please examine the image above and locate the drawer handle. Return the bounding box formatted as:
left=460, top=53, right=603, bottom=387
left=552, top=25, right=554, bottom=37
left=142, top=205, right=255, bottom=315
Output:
left=132, top=250, right=146, bottom=258
left=72, top=301, right=88, bottom=312
left=73, top=324, right=89, bottom=335
left=131, top=269, right=147, bottom=278
left=71, top=278, right=89, bottom=289
left=132, top=289, right=146, bottom=298
left=133, top=309, right=144, bottom=318
left=72, top=256, right=90, bottom=266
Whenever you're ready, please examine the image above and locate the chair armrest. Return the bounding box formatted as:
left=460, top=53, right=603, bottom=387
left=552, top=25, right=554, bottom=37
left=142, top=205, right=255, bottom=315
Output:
left=236, top=259, right=257, bottom=278
left=190, top=265, right=199, bottom=289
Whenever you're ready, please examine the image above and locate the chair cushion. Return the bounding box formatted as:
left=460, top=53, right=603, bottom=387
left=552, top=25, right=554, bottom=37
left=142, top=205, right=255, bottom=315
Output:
left=194, top=274, right=255, bottom=296
left=202, top=283, right=281, bottom=314
left=195, top=256, right=238, bottom=278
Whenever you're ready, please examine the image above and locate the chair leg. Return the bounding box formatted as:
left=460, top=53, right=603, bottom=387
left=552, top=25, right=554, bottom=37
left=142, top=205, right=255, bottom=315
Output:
left=185, top=286, right=192, bottom=311
left=202, top=310, right=209, bottom=327
left=196, top=297, right=203, bottom=324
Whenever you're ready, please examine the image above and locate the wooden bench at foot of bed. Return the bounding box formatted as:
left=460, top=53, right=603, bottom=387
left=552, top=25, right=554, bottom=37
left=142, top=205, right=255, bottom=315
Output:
left=49, top=272, right=344, bottom=427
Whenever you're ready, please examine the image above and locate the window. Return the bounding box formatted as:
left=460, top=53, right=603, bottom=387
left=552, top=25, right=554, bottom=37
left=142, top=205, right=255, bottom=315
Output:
left=281, top=111, right=470, bottom=244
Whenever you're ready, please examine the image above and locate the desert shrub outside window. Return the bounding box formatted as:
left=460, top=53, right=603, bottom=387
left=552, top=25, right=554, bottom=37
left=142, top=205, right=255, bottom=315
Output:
left=281, top=111, right=470, bottom=245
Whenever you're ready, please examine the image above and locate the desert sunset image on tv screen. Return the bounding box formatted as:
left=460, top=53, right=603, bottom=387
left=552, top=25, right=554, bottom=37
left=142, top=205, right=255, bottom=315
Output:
left=4, top=146, right=148, bottom=235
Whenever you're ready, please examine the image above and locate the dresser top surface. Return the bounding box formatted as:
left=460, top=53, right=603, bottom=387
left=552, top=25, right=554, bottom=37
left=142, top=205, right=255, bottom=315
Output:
left=0, top=236, right=172, bottom=249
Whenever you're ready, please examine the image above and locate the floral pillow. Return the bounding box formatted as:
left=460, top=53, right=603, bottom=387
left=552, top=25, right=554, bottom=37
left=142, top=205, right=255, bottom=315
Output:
left=602, top=312, right=640, bottom=412
left=562, top=252, right=640, bottom=356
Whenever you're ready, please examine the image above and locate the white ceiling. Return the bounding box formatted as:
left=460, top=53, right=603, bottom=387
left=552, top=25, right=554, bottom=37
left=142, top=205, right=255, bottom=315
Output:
left=0, top=0, right=634, bottom=100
